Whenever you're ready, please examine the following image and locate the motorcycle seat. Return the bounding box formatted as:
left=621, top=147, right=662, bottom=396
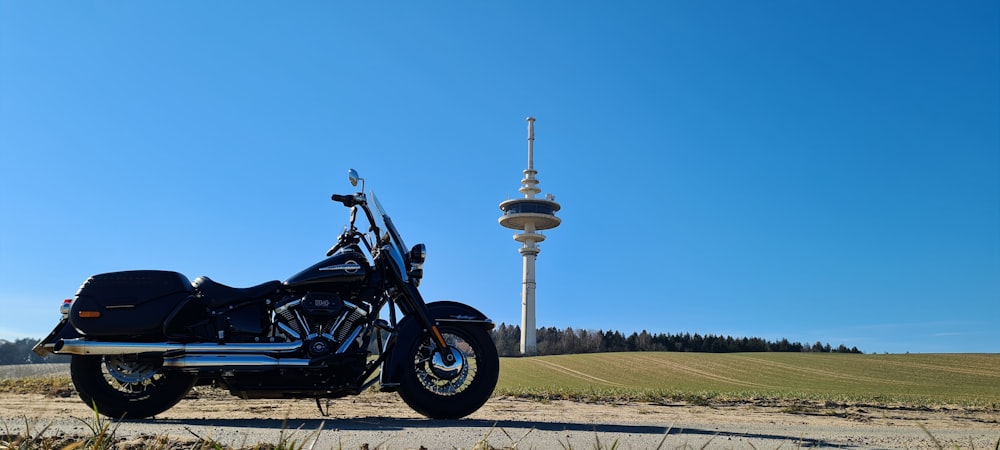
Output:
left=192, top=276, right=282, bottom=308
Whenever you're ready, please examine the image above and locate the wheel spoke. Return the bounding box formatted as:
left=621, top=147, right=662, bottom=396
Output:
left=102, top=356, right=162, bottom=395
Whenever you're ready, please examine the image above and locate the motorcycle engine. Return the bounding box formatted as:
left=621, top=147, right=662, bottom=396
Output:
left=273, top=292, right=368, bottom=356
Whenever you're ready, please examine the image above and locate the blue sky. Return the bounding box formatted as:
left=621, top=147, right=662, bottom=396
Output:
left=1, top=2, right=997, bottom=354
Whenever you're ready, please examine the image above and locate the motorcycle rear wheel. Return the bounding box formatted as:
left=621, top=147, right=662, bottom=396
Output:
left=397, top=323, right=499, bottom=419
left=70, top=354, right=196, bottom=419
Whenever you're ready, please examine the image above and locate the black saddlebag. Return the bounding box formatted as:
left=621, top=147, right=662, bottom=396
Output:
left=69, top=270, right=195, bottom=339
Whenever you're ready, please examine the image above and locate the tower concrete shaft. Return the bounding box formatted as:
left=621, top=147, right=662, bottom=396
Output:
left=519, top=227, right=541, bottom=355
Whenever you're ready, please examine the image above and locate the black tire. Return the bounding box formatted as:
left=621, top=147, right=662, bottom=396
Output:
left=397, top=324, right=499, bottom=419
left=70, top=354, right=196, bottom=419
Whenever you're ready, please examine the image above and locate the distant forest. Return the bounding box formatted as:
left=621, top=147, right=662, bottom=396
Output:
left=489, top=323, right=863, bottom=357
left=0, top=338, right=68, bottom=365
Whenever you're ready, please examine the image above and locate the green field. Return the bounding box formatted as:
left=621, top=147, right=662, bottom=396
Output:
left=496, top=352, right=1000, bottom=408
left=3, top=353, right=999, bottom=409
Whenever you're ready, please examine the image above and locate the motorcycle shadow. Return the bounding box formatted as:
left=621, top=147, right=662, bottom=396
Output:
left=149, top=417, right=828, bottom=446
left=154, top=417, right=666, bottom=434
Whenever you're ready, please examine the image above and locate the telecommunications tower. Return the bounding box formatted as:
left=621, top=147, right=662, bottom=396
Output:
left=498, top=117, right=562, bottom=356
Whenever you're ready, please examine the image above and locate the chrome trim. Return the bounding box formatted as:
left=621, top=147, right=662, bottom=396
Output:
left=318, top=261, right=361, bottom=273
left=59, top=300, right=72, bottom=317
left=163, top=354, right=312, bottom=368
left=335, top=326, right=363, bottom=354
left=435, top=318, right=494, bottom=325
left=274, top=299, right=302, bottom=316
left=32, top=341, right=54, bottom=357
left=431, top=346, right=465, bottom=380
left=328, top=310, right=350, bottom=336
left=343, top=300, right=366, bottom=316
left=54, top=339, right=302, bottom=355
left=276, top=322, right=301, bottom=340
left=294, top=309, right=310, bottom=334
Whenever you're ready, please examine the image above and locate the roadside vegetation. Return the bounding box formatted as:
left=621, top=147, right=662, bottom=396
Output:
left=0, top=376, right=71, bottom=397
left=2, top=411, right=334, bottom=450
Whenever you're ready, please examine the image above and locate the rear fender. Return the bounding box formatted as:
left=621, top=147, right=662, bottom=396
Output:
left=32, top=319, right=82, bottom=357
left=379, top=301, right=493, bottom=391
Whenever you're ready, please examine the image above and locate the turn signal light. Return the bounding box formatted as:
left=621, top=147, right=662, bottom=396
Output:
left=78, top=311, right=101, bottom=318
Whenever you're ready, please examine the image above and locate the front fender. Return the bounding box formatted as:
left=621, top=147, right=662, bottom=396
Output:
left=379, top=301, right=494, bottom=391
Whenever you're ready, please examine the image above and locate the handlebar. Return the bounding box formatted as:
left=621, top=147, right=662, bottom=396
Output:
left=331, top=194, right=357, bottom=207
left=327, top=191, right=382, bottom=257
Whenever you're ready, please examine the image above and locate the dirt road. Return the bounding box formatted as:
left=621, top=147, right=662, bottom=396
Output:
left=1, top=388, right=997, bottom=449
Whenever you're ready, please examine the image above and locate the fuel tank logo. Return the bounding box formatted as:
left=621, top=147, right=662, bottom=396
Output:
left=319, top=260, right=361, bottom=274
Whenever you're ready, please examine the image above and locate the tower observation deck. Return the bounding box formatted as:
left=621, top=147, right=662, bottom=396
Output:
left=498, top=117, right=561, bottom=356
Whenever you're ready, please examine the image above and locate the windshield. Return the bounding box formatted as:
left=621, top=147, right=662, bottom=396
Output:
left=371, top=192, right=407, bottom=251
left=370, top=192, right=409, bottom=280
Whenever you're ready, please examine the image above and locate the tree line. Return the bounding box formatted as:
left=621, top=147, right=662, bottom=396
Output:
left=489, top=323, right=862, bottom=357
left=0, top=338, right=68, bottom=365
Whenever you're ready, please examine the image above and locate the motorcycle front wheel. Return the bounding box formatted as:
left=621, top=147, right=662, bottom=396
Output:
left=70, top=354, right=196, bottom=419
left=397, top=323, right=500, bottom=419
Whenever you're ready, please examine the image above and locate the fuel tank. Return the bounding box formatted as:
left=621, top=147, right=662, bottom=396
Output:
left=284, top=247, right=370, bottom=289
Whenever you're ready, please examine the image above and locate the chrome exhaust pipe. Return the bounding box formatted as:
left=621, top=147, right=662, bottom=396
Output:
left=54, top=339, right=302, bottom=355
left=163, top=354, right=312, bottom=368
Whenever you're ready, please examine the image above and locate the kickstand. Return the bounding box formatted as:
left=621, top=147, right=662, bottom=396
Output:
left=315, top=398, right=331, bottom=417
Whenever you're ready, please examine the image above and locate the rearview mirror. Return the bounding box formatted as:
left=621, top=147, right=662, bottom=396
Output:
left=348, top=169, right=360, bottom=187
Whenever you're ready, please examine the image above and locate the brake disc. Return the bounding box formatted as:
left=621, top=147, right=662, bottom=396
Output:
left=104, top=356, right=158, bottom=384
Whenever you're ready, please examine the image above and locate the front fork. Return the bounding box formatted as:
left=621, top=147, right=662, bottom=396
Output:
left=392, top=283, right=457, bottom=365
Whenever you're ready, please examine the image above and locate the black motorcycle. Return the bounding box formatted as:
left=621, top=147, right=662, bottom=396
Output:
left=33, top=169, right=499, bottom=420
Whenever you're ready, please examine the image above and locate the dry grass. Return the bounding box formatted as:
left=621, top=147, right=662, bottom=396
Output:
left=0, top=377, right=73, bottom=398
left=0, top=365, right=69, bottom=381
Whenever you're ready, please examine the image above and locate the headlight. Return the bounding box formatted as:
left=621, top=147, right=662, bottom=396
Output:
left=409, top=244, right=426, bottom=266
left=408, top=244, right=426, bottom=285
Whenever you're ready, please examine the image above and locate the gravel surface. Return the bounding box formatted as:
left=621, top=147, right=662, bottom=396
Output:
left=1, top=387, right=998, bottom=450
